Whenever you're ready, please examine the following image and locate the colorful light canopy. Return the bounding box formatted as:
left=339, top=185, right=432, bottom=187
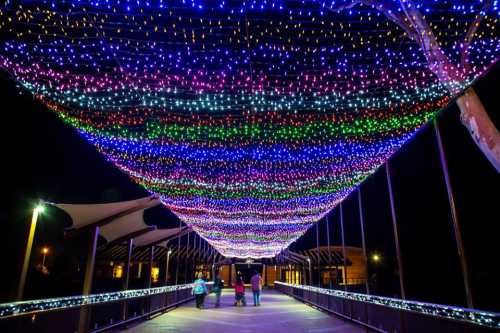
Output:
left=0, top=0, right=498, bottom=257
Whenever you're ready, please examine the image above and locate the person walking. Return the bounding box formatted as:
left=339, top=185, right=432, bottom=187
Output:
left=192, top=272, right=208, bottom=309
left=250, top=270, right=263, bottom=306
left=213, top=271, right=223, bottom=307
left=234, top=276, right=247, bottom=306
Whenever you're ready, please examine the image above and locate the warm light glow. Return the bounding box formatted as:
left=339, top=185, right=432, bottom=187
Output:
left=113, top=265, right=123, bottom=279
left=371, top=254, right=381, bottom=263
left=42, top=247, right=49, bottom=255
left=151, top=267, right=160, bottom=283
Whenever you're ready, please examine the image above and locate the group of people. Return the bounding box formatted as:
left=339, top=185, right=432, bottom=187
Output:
left=192, top=270, right=263, bottom=309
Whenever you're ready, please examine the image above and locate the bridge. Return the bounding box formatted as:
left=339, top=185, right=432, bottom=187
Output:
left=1, top=281, right=498, bottom=332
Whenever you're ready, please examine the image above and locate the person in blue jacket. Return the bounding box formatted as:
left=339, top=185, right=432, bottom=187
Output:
left=192, top=272, right=208, bottom=309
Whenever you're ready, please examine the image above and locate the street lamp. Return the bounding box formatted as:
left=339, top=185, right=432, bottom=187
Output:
left=42, top=247, right=49, bottom=268
left=307, top=257, right=312, bottom=286
left=371, top=253, right=381, bottom=263
left=165, top=249, right=172, bottom=285
left=17, top=202, right=45, bottom=300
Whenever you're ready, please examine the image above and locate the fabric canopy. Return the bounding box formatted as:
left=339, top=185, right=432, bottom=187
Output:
left=53, top=195, right=161, bottom=242
left=133, top=227, right=187, bottom=247
left=99, top=210, right=154, bottom=242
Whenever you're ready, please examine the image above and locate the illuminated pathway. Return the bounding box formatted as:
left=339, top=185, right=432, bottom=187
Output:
left=124, top=289, right=364, bottom=333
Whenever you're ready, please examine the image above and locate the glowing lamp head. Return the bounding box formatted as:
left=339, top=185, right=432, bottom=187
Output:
left=371, top=254, right=381, bottom=263
left=42, top=247, right=49, bottom=254
left=34, top=205, right=45, bottom=214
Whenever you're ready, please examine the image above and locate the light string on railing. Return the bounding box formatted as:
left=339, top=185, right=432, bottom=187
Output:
left=275, top=282, right=500, bottom=329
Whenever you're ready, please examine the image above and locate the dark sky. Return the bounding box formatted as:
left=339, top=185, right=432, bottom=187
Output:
left=0, top=62, right=498, bottom=310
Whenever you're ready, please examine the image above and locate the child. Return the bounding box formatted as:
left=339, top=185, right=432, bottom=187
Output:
left=234, top=276, right=247, bottom=306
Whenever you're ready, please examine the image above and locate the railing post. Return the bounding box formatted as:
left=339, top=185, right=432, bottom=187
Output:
left=385, top=161, right=406, bottom=300
left=433, top=117, right=473, bottom=308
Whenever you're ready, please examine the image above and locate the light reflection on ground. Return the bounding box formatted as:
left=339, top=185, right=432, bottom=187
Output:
left=124, top=289, right=365, bottom=333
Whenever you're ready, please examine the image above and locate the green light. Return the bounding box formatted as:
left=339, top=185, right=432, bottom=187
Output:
left=34, top=205, right=45, bottom=214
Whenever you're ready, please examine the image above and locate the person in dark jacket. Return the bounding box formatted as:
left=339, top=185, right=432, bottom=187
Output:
left=213, top=272, right=223, bottom=307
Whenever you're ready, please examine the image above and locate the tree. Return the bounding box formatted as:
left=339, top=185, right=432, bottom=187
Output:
left=329, top=0, right=500, bottom=172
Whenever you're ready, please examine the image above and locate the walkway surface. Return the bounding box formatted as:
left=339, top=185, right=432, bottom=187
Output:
left=123, top=289, right=365, bottom=333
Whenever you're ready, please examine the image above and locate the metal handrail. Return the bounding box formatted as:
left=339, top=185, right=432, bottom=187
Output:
left=274, top=281, right=500, bottom=330
left=0, top=282, right=213, bottom=333
left=0, top=282, right=212, bottom=319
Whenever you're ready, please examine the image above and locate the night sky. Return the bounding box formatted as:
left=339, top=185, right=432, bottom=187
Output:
left=1, top=62, right=498, bottom=311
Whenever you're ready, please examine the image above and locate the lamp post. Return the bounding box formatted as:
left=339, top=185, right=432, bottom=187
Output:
left=17, top=204, right=44, bottom=301
left=41, top=247, right=49, bottom=268
left=165, top=249, right=172, bottom=285
left=307, top=257, right=312, bottom=286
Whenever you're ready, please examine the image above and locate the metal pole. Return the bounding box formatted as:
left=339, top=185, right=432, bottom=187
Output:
left=185, top=232, right=190, bottom=283
left=307, top=258, right=312, bottom=285
left=263, top=264, right=267, bottom=286
left=175, top=222, right=181, bottom=285
left=315, top=222, right=320, bottom=287
left=124, top=239, right=133, bottom=290
left=385, top=161, right=406, bottom=299
left=146, top=246, right=154, bottom=288
left=434, top=117, right=473, bottom=308
left=326, top=214, right=332, bottom=289
left=122, top=238, right=133, bottom=320
left=358, top=188, right=370, bottom=295
left=339, top=203, right=348, bottom=291
left=83, top=226, right=99, bottom=295
left=78, top=226, right=100, bottom=333
left=16, top=207, right=42, bottom=301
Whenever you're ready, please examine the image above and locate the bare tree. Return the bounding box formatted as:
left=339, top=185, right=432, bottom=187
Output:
left=329, top=0, right=500, bottom=171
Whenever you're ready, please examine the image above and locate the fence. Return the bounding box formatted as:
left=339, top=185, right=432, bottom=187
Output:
left=0, top=282, right=212, bottom=333
left=275, top=281, right=499, bottom=333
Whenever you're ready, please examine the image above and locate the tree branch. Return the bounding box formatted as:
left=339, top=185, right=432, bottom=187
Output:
left=461, top=0, right=492, bottom=69
left=327, top=0, right=419, bottom=41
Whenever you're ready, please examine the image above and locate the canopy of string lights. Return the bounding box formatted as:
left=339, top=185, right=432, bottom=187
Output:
left=0, top=0, right=498, bottom=257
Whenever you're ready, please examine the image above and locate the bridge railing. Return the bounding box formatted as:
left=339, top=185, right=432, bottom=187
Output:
left=0, top=282, right=212, bottom=333
left=274, top=281, right=499, bottom=332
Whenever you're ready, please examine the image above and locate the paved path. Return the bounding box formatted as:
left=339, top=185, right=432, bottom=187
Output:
left=123, top=289, right=365, bottom=333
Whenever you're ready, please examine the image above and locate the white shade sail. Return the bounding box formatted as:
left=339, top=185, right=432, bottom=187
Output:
left=53, top=195, right=161, bottom=242
left=133, top=227, right=187, bottom=247
left=99, top=210, right=154, bottom=242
